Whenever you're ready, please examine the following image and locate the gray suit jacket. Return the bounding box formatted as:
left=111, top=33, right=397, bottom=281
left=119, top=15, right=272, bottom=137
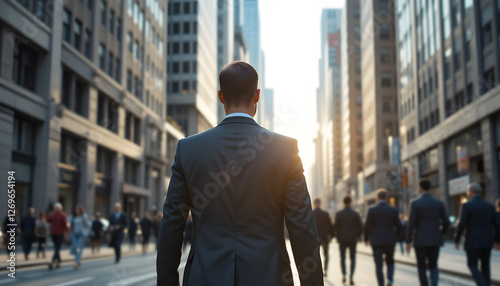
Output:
left=156, top=116, right=323, bottom=286
left=406, top=193, right=450, bottom=247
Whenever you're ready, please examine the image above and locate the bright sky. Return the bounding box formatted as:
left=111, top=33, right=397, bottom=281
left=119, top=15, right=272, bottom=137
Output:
left=260, top=0, right=344, bottom=183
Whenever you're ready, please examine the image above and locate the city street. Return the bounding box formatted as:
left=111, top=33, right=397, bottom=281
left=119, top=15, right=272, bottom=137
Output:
left=0, top=242, right=486, bottom=286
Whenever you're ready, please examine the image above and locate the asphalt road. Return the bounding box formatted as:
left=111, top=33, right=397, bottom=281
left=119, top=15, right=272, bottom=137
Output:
left=0, top=246, right=479, bottom=286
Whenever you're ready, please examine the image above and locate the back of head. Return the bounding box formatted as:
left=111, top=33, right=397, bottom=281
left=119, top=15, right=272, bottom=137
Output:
left=376, top=189, right=388, bottom=201
left=219, top=61, right=258, bottom=107
left=343, top=196, right=352, bottom=206
left=467, top=183, right=482, bottom=194
left=313, top=198, right=321, bottom=208
left=419, top=179, right=431, bottom=192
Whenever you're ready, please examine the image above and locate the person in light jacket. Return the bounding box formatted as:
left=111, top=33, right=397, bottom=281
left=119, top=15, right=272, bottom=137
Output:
left=69, top=205, right=90, bottom=269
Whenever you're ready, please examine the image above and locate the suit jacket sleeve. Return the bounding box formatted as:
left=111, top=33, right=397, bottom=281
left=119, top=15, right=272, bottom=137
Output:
left=455, top=204, right=468, bottom=244
left=283, top=140, right=323, bottom=285
left=157, top=140, right=191, bottom=286
left=406, top=201, right=416, bottom=244
left=394, top=209, right=403, bottom=239
left=363, top=208, right=372, bottom=242
left=440, top=202, right=450, bottom=235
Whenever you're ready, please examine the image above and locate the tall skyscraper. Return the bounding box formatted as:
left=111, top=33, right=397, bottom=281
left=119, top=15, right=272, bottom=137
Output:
left=0, top=0, right=175, bottom=217
left=166, top=0, right=218, bottom=136
left=216, top=0, right=235, bottom=123
left=233, top=0, right=249, bottom=62
left=360, top=0, right=399, bottom=208
left=338, top=0, right=363, bottom=210
left=314, top=9, right=342, bottom=208
left=396, top=0, right=500, bottom=216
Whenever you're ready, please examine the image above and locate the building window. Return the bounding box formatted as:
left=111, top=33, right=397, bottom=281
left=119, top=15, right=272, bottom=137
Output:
left=356, top=94, right=362, bottom=105
left=182, top=81, right=189, bottom=92
left=126, top=70, right=132, bottom=92
left=183, top=42, right=190, bottom=54
left=481, top=7, right=492, bottom=47
left=101, top=1, right=107, bottom=26
left=139, top=10, right=144, bottom=30
left=127, top=33, right=133, bottom=53
left=99, top=44, right=105, bottom=70
left=12, top=41, right=37, bottom=92
left=107, top=52, right=113, bottom=77
left=382, top=99, right=391, bottom=113
left=380, top=47, right=390, bottom=63
left=193, top=42, right=197, bottom=53
left=173, top=22, right=180, bottom=34
left=356, top=78, right=361, bottom=89
left=380, top=24, right=390, bottom=39
left=124, top=112, right=141, bottom=145
left=173, top=42, right=180, bottom=54
left=124, top=157, right=139, bottom=185
left=173, top=2, right=180, bottom=14
left=133, top=2, right=139, bottom=23
left=109, top=10, right=115, bottom=34
left=61, top=68, right=88, bottom=117
left=183, top=2, right=190, bottom=13
left=192, top=61, right=197, bottom=73
left=63, top=10, right=71, bottom=42
left=193, top=21, right=197, bottom=34
left=128, top=0, right=133, bottom=16
left=381, top=72, right=391, bottom=86
left=183, top=22, right=190, bottom=34
left=12, top=117, right=35, bottom=155
left=115, top=58, right=121, bottom=83
left=183, top=62, right=189, bottom=74
left=172, top=81, right=179, bottom=93
left=172, top=62, right=179, bottom=73
left=87, top=0, right=93, bottom=10
left=117, top=18, right=121, bottom=42
left=97, top=92, right=118, bottom=133
left=444, top=47, right=451, bottom=80
left=74, top=21, right=82, bottom=51
left=84, top=30, right=91, bottom=58
left=134, top=41, right=139, bottom=59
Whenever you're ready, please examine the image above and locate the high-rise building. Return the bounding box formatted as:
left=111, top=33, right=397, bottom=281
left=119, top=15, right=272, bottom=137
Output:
left=166, top=0, right=217, bottom=136
left=396, top=0, right=500, bottom=216
left=313, top=9, right=342, bottom=209
left=360, top=0, right=399, bottom=208
left=337, top=0, right=363, bottom=210
left=0, top=0, right=177, bottom=217
left=233, top=0, right=249, bottom=63
left=216, top=0, right=235, bottom=124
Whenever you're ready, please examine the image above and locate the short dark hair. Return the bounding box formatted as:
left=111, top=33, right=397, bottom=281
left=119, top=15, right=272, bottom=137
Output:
left=313, top=198, right=321, bottom=206
left=219, top=61, right=258, bottom=107
left=419, top=179, right=431, bottom=191
left=376, top=189, right=388, bottom=200
left=343, top=196, right=352, bottom=205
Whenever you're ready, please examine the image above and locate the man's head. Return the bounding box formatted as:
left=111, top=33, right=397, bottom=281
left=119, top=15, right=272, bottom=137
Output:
left=466, top=183, right=482, bottom=199
left=114, top=202, right=122, bottom=213
left=218, top=61, right=260, bottom=116
left=418, top=179, right=431, bottom=194
left=376, top=189, right=388, bottom=202
left=54, top=203, right=63, bottom=212
left=343, top=196, right=352, bottom=207
left=313, top=198, right=321, bottom=209
left=28, top=207, right=35, bottom=216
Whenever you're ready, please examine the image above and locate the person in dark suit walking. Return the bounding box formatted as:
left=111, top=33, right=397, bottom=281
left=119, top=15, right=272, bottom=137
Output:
left=455, top=183, right=500, bottom=286
left=108, top=202, right=128, bottom=263
left=156, top=61, right=323, bottom=286
left=334, top=196, right=362, bottom=285
left=406, top=179, right=450, bottom=286
left=140, top=212, right=153, bottom=254
left=364, top=189, right=402, bottom=286
left=128, top=212, right=138, bottom=250
left=20, top=207, right=36, bottom=260
left=313, top=198, right=334, bottom=277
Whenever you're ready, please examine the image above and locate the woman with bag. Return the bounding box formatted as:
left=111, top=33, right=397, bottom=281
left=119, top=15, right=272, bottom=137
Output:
left=69, top=205, right=90, bottom=269
left=35, top=211, right=48, bottom=258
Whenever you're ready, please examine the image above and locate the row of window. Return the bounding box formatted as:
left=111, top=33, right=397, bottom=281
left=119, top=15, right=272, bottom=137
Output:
left=98, top=45, right=121, bottom=83
left=406, top=128, right=416, bottom=144
left=419, top=109, right=440, bottom=135
left=100, top=2, right=122, bottom=40
left=400, top=94, right=416, bottom=119
left=167, top=22, right=198, bottom=35
left=168, top=61, right=197, bottom=74
left=167, top=1, right=198, bottom=16
left=167, top=81, right=197, bottom=94
left=63, top=10, right=93, bottom=59
left=168, top=41, right=198, bottom=55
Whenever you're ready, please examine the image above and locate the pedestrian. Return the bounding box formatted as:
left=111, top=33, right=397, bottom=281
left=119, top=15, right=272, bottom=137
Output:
left=406, top=179, right=450, bottom=286
left=364, top=189, right=402, bottom=286
left=156, top=62, right=323, bottom=285
left=20, top=207, right=36, bottom=260
left=183, top=213, right=193, bottom=252
left=2, top=209, right=18, bottom=255
left=69, top=205, right=90, bottom=269
left=334, top=195, right=362, bottom=285
left=140, top=212, right=153, bottom=254
left=313, top=197, right=334, bottom=277
left=35, top=211, right=48, bottom=259
left=455, top=183, right=500, bottom=286
left=398, top=214, right=407, bottom=255
left=128, top=211, right=138, bottom=250
left=90, top=212, right=104, bottom=254
left=108, top=202, right=128, bottom=263
left=153, top=212, right=162, bottom=249
left=47, top=202, right=69, bottom=269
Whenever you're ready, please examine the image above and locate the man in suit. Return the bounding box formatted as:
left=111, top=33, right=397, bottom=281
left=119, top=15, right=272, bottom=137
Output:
left=156, top=61, right=323, bottom=286
left=406, top=179, right=450, bottom=286
left=108, top=202, right=128, bottom=263
left=364, top=189, right=402, bottom=286
left=455, top=183, right=500, bottom=286
left=312, top=198, right=333, bottom=277
left=334, top=196, right=362, bottom=285
left=20, top=207, right=36, bottom=260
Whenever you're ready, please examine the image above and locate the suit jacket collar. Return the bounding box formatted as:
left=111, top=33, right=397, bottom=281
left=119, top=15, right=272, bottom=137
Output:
left=218, top=116, right=259, bottom=126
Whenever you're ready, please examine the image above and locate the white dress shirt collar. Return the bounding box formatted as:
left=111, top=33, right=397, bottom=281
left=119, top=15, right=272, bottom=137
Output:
left=224, top=112, right=255, bottom=120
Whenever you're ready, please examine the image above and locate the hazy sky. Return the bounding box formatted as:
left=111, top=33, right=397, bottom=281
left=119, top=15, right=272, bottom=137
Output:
left=260, top=0, right=343, bottom=183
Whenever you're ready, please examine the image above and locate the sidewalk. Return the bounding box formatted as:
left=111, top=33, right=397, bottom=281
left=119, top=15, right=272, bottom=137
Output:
left=0, top=242, right=156, bottom=271
left=356, top=242, right=500, bottom=283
